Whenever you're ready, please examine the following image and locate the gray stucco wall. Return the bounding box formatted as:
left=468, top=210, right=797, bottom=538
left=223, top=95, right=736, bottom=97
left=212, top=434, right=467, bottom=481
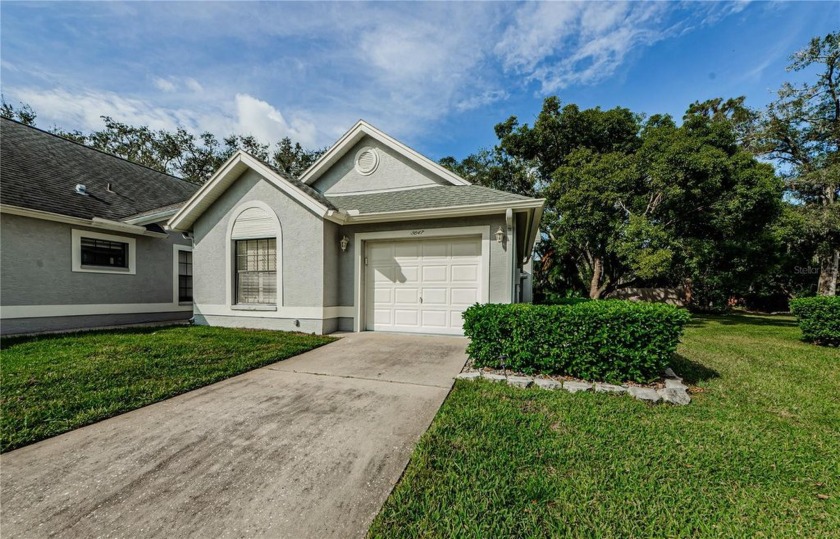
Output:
left=191, top=169, right=325, bottom=309
left=335, top=213, right=513, bottom=307
left=312, top=136, right=449, bottom=195
left=0, top=213, right=191, bottom=306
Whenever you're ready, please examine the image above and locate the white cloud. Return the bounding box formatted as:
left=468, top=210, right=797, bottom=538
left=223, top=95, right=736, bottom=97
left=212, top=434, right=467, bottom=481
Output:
left=234, top=94, right=317, bottom=147
left=153, top=77, right=177, bottom=92
left=185, top=78, right=203, bottom=93
left=456, top=89, right=510, bottom=112
left=496, top=2, right=669, bottom=92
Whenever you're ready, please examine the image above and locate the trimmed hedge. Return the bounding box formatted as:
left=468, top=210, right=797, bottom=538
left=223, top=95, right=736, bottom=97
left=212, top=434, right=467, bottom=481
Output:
left=462, top=301, right=692, bottom=383
left=789, top=296, right=840, bottom=346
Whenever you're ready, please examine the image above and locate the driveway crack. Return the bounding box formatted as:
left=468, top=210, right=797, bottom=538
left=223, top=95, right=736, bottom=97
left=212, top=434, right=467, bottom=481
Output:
left=262, top=367, right=452, bottom=389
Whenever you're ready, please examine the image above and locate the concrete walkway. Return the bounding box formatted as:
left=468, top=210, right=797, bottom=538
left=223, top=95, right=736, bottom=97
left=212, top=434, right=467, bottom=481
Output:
left=0, top=333, right=468, bottom=539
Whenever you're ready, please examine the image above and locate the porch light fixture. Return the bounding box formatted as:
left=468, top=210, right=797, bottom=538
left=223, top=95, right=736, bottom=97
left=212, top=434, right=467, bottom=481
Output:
left=495, top=226, right=505, bottom=244
left=340, top=235, right=350, bottom=252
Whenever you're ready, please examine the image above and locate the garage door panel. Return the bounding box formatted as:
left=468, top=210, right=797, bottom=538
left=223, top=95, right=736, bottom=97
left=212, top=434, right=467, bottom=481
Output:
left=373, top=265, right=394, bottom=282
left=374, top=287, right=393, bottom=303
left=373, top=309, right=392, bottom=325
left=396, top=265, right=419, bottom=283
left=451, top=288, right=478, bottom=305
left=394, top=288, right=418, bottom=304
left=451, top=264, right=478, bottom=282
left=369, top=243, right=394, bottom=261
left=394, top=242, right=421, bottom=259
left=421, top=310, right=447, bottom=328
left=449, top=311, right=466, bottom=329
left=451, top=238, right=481, bottom=257
left=394, top=309, right=419, bottom=326
left=422, top=241, right=448, bottom=258
left=366, top=236, right=482, bottom=334
left=422, top=265, right=447, bottom=282
left=421, top=288, right=447, bottom=305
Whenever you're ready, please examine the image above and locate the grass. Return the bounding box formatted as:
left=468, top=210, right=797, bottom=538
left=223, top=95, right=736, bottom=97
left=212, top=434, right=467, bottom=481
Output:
left=0, top=325, right=334, bottom=452
left=369, top=314, right=840, bottom=538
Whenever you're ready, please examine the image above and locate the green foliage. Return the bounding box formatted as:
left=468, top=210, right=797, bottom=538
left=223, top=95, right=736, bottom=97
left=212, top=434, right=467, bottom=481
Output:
left=789, top=296, right=840, bottom=345
left=0, top=96, right=36, bottom=125
left=0, top=326, right=335, bottom=452
left=462, top=301, right=691, bottom=383
left=756, top=31, right=839, bottom=295
left=370, top=315, right=840, bottom=538
left=5, top=104, right=324, bottom=185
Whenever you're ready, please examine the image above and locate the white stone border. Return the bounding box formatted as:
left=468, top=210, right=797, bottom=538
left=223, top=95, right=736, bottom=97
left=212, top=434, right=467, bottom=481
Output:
left=456, top=368, right=691, bottom=405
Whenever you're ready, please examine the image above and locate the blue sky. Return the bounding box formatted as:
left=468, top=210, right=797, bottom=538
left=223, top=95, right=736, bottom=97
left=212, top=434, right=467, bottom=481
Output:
left=1, top=1, right=837, bottom=161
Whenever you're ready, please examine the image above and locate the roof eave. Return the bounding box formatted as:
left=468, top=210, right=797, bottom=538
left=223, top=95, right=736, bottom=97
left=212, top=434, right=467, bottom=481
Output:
left=339, top=199, right=545, bottom=224
left=168, top=151, right=331, bottom=232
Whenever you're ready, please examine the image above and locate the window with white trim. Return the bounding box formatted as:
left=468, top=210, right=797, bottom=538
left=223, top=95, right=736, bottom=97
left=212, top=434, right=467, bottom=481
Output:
left=178, top=250, right=193, bottom=302
left=71, top=229, right=137, bottom=274
left=81, top=237, right=128, bottom=268
left=235, top=238, right=277, bottom=304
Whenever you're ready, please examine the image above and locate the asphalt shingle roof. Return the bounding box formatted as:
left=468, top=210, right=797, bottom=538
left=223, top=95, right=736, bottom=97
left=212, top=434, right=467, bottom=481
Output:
left=0, top=118, right=199, bottom=221
left=326, top=185, right=533, bottom=214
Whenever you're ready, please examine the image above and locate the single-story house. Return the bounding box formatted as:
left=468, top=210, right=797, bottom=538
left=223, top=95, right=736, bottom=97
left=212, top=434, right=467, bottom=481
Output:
left=168, top=121, right=544, bottom=335
left=0, top=118, right=199, bottom=335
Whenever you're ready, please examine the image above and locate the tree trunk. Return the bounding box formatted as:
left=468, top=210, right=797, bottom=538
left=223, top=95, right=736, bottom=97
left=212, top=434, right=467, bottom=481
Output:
left=589, top=256, right=603, bottom=299
left=817, top=249, right=839, bottom=296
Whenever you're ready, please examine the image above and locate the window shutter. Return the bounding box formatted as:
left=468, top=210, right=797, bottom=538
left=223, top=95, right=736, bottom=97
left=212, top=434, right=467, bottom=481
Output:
left=231, top=207, right=275, bottom=239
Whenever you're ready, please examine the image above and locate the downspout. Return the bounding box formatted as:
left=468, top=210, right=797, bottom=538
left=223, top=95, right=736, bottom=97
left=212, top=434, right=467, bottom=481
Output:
left=506, top=209, right=514, bottom=303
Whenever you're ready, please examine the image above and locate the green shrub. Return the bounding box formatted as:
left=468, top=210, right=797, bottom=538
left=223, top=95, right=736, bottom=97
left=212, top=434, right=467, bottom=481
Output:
left=462, top=300, right=692, bottom=383
left=789, top=296, right=840, bottom=346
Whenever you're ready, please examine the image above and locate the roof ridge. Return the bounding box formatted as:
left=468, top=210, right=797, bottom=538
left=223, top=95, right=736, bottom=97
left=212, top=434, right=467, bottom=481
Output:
left=0, top=117, right=193, bottom=186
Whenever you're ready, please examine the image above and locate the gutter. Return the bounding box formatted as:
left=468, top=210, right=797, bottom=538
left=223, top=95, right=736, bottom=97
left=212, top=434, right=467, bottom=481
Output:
left=0, top=204, right=169, bottom=238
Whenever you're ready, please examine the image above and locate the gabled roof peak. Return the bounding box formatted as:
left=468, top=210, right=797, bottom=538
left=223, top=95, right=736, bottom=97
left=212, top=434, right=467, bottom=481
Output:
left=298, top=120, right=471, bottom=188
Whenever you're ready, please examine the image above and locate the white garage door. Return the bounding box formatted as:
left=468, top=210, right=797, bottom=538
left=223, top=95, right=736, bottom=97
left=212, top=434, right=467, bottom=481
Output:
left=365, top=237, right=482, bottom=335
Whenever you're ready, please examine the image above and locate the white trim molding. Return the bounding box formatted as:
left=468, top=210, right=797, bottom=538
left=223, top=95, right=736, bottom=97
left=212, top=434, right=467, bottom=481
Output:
left=168, top=152, right=330, bottom=232
left=225, top=201, right=283, bottom=308
left=194, top=304, right=353, bottom=319
left=352, top=225, right=491, bottom=332
left=0, top=303, right=192, bottom=319
left=173, top=244, right=194, bottom=305
left=1, top=204, right=168, bottom=238
left=71, top=229, right=137, bottom=275
left=299, top=120, right=471, bottom=187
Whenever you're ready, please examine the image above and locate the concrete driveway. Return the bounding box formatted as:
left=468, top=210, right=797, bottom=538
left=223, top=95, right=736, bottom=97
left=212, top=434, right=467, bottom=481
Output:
left=0, top=332, right=468, bottom=539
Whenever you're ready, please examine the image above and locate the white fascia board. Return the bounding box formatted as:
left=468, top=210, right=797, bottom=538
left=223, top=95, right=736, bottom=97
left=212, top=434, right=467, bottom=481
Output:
left=524, top=203, right=544, bottom=260
left=124, top=209, right=180, bottom=226
left=0, top=205, right=167, bottom=237
left=299, top=120, right=471, bottom=187
left=167, top=151, right=330, bottom=232
left=341, top=199, right=546, bottom=224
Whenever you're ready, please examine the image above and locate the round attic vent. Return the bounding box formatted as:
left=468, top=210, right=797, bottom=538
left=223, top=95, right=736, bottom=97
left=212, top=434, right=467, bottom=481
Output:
left=354, top=147, right=379, bottom=175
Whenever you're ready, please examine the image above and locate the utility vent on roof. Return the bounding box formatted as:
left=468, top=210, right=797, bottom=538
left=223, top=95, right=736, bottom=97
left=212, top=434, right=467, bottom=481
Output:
left=75, top=184, right=88, bottom=196
left=354, top=147, right=379, bottom=176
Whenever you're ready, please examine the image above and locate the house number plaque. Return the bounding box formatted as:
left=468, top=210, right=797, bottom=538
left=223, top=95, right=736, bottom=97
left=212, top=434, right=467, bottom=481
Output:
left=410, top=230, right=425, bottom=236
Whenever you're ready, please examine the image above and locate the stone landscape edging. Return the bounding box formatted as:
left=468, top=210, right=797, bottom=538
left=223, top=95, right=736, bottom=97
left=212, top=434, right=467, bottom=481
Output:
left=456, top=366, right=691, bottom=405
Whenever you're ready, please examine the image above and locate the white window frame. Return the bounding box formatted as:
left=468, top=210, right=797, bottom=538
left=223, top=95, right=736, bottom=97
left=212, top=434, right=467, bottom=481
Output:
left=72, top=229, right=136, bottom=275
left=225, top=201, right=282, bottom=309
left=173, top=244, right=193, bottom=305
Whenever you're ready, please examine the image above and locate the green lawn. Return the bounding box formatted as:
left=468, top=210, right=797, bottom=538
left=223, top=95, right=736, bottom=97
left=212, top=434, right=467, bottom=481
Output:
left=0, top=325, right=334, bottom=452
left=369, top=315, right=840, bottom=538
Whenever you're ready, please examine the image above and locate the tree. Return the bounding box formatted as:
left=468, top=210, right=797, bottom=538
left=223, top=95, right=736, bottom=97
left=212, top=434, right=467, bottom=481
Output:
left=0, top=96, right=36, bottom=125
left=446, top=97, right=783, bottom=307
left=1, top=102, right=325, bottom=185
left=756, top=31, right=840, bottom=295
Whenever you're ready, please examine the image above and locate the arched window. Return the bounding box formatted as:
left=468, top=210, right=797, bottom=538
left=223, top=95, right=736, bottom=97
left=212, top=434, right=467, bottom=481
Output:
left=227, top=202, right=282, bottom=306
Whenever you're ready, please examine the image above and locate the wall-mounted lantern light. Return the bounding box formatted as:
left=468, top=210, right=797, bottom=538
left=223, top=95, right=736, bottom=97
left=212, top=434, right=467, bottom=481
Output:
left=340, top=235, right=350, bottom=252
left=495, top=226, right=505, bottom=244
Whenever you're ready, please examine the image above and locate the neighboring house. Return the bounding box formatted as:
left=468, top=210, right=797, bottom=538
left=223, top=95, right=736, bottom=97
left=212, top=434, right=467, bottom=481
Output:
left=168, top=121, right=544, bottom=335
left=0, top=118, right=199, bottom=335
